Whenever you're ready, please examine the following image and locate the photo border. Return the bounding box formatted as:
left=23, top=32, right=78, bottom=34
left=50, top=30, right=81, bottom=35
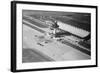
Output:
left=11, top=1, right=98, bottom=72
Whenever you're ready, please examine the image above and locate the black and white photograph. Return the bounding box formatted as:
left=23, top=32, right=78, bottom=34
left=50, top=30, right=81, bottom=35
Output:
left=22, top=10, right=91, bottom=63
left=11, top=1, right=97, bottom=72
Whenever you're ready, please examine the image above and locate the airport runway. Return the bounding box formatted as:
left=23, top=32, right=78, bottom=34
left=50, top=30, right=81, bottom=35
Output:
left=22, top=13, right=90, bottom=63
left=22, top=49, right=53, bottom=63
left=22, top=23, right=90, bottom=62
